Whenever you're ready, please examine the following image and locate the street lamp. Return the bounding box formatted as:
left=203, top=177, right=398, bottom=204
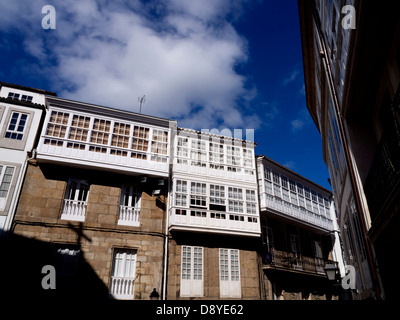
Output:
left=324, top=262, right=339, bottom=281
left=150, top=288, right=160, bottom=300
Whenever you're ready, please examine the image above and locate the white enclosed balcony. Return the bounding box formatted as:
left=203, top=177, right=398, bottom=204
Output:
left=169, top=208, right=260, bottom=237
left=260, top=194, right=333, bottom=231
left=36, top=103, right=174, bottom=178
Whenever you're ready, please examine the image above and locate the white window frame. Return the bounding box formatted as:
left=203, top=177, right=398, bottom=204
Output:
left=61, top=179, right=90, bottom=221
left=180, top=246, right=203, bottom=297
left=118, top=186, right=141, bottom=226
left=219, top=248, right=241, bottom=298
left=109, top=249, right=137, bottom=300
left=0, top=165, right=15, bottom=211
left=5, top=111, right=28, bottom=140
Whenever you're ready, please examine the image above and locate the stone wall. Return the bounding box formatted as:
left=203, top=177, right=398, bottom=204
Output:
left=12, top=162, right=166, bottom=299
left=166, top=232, right=261, bottom=300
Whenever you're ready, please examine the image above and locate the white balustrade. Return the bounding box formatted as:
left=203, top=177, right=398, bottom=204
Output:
left=60, top=199, right=87, bottom=221
left=110, top=276, right=135, bottom=300
left=118, top=206, right=140, bottom=226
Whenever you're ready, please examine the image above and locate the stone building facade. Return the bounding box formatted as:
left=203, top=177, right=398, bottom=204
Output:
left=166, top=128, right=262, bottom=300
left=11, top=163, right=166, bottom=299
left=1, top=81, right=346, bottom=300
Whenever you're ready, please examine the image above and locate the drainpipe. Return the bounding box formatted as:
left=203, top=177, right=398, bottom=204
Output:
left=310, top=3, right=381, bottom=299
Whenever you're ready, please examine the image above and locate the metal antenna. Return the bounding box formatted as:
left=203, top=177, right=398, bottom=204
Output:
left=138, top=95, right=146, bottom=114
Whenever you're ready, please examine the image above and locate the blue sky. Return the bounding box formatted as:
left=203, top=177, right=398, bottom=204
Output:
left=0, top=0, right=331, bottom=190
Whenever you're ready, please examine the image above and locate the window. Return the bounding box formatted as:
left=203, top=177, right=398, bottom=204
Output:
left=246, top=190, right=257, bottom=214
left=226, top=146, right=240, bottom=166
left=289, top=234, right=302, bottom=269
left=219, top=249, right=241, bottom=298
left=264, top=167, right=271, bottom=181
left=175, top=180, right=188, bottom=207
left=112, top=122, right=130, bottom=148
left=281, top=176, right=288, bottom=189
left=314, top=241, right=324, bottom=273
left=190, top=139, right=207, bottom=167
left=210, top=184, right=225, bottom=204
left=5, top=112, right=28, bottom=140
left=61, top=179, right=89, bottom=221
left=0, top=165, right=15, bottom=210
left=21, top=95, right=33, bottom=102
left=45, top=111, right=69, bottom=139
left=265, top=181, right=273, bottom=195
left=209, top=142, right=224, bottom=165
left=91, top=118, right=111, bottom=145
left=228, top=187, right=242, bottom=200
left=151, top=129, right=168, bottom=162
left=177, top=137, right=189, bottom=162
left=118, top=186, right=141, bottom=226
left=272, top=171, right=280, bottom=184
left=190, top=182, right=206, bottom=207
left=68, top=115, right=90, bottom=142
left=181, top=246, right=203, bottom=297
left=110, top=249, right=137, bottom=300
left=7, top=92, right=20, bottom=100
left=132, top=126, right=149, bottom=152
left=55, top=245, right=80, bottom=284
left=243, top=148, right=253, bottom=168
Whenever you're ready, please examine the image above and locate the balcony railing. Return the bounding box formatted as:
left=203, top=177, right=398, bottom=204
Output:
left=109, top=276, right=135, bottom=300
left=263, top=248, right=334, bottom=276
left=60, top=199, right=87, bottom=221
left=169, top=208, right=260, bottom=236
left=261, top=194, right=333, bottom=231
left=118, top=206, right=140, bottom=226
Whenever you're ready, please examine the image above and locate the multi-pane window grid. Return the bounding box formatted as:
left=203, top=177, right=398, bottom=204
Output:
left=0, top=165, right=15, bottom=198
left=263, top=167, right=331, bottom=218
left=190, top=182, right=206, bottom=207
left=181, top=246, right=203, bottom=281
left=45, top=111, right=69, bottom=139
left=5, top=112, right=28, bottom=140
left=43, top=111, right=170, bottom=161
left=174, top=180, right=258, bottom=222
left=210, top=185, right=225, bottom=204
left=175, top=180, right=188, bottom=207
left=7, top=92, right=33, bottom=102
left=91, top=119, right=111, bottom=145
left=220, top=249, right=240, bottom=282
left=175, top=137, right=255, bottom=173
left=69, top=115, right=90, bottom=142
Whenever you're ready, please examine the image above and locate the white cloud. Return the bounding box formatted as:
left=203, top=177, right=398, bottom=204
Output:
left=290, top=119, right=305, bottom=131
left=282, top=67, right=300, bottom=86
left=283, top=161, right=296, bottom=170
left=0, top=0, right=260, bottom=131
left=290, top=108, right=312, bottom=132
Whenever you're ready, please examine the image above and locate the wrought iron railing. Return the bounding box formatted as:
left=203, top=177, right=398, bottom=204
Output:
left=263, top=248, right=335, bottom=276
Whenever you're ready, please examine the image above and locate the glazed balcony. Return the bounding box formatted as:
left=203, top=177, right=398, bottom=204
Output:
left=36, top=108, right=171, bottom=177
left=169, top=208, right=261, bottom=237
left=260, top=194, right=333, bottom=232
